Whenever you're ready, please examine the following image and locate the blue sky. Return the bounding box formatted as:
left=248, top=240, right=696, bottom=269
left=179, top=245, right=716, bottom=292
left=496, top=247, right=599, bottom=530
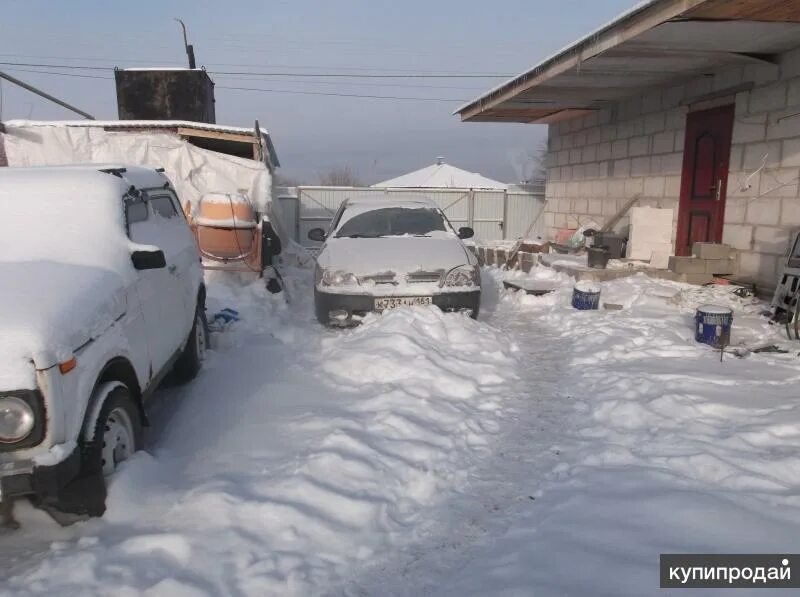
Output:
left=1, top=0, right=634, bottom=183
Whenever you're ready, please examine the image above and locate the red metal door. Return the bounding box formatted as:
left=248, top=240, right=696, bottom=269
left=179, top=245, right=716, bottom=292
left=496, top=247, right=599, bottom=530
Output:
left=675, top=105, right=734, bottom=255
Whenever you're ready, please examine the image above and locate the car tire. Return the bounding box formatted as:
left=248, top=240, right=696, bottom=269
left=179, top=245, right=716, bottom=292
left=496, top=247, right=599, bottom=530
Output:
left=86, top=385, right=143, bottom=478
left=41, top=384, right=142, bottom=522
left=173, top=303, right=209, bottom=383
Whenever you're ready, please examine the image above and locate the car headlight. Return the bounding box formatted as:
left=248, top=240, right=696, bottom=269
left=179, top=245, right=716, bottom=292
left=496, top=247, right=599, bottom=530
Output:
left=0, top=396, right=35, bottom=443
left=321, top=269, right=360, bottom=287
left=442, top=265, right=480, bottom=287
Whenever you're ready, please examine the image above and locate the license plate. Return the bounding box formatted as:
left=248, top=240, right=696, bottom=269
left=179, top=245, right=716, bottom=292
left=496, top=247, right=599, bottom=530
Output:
left=374, top=296, right=432, bottom=310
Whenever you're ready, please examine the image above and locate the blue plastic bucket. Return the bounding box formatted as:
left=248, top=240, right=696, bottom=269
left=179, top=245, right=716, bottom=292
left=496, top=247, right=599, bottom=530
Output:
left=572, top=285, right=601, bottom=310
left=694, top=304, right=733, bottom=348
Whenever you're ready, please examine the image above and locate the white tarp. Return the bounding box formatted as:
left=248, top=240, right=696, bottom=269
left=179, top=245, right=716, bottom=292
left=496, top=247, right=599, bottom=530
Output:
left=0, top=122, right=272, bottom=212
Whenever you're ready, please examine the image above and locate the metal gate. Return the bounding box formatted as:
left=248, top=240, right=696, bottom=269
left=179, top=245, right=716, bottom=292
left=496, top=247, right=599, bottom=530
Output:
left=275, top=186, right=544, bottom=248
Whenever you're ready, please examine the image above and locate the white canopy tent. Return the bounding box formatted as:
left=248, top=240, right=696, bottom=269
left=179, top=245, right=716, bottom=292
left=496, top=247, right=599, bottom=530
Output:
left=372, top=158, right=508, bottom=190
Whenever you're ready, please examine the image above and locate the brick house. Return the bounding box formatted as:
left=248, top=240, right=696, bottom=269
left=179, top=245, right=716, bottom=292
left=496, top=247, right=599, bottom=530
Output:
left=457, top=0, right=800, bottom=291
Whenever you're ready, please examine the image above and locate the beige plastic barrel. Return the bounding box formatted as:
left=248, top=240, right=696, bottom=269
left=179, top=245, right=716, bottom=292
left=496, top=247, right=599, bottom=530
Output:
left=195, top=194, right=256, bottom=260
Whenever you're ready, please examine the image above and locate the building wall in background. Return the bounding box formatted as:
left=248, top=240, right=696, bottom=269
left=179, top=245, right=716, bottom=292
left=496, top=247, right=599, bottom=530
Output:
left=544, top=46, right=800, bottom=289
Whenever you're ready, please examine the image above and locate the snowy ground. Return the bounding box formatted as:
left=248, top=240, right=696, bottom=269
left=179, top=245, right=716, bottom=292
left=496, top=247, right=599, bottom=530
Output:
left=2, top=261, right=800, bottom=596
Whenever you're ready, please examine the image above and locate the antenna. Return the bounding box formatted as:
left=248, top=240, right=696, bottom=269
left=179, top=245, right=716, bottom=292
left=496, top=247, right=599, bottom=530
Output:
left=174, top=18, right=197, bottom=69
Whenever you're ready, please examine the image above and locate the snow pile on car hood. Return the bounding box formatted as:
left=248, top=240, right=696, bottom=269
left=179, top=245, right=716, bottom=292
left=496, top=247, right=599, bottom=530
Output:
left=317, top=236, right=474, bottom=277
left=0, top=169, right=133, bottom=387
left=0, top=263, right=126, bottom=388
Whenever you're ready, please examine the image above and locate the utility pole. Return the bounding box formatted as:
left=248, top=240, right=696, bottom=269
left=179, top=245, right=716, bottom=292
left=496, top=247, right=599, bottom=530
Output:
left=0, top=70, right=94, bottom=120
left=175, top=19, right=197, bottom=69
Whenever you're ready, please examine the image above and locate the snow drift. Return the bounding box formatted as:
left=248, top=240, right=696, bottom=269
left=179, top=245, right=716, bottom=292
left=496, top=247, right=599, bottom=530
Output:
left=0, top=273, right=519, bottom=596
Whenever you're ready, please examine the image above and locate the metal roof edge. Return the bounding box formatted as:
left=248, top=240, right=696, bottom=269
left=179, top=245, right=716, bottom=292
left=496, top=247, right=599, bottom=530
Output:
left=455, top=0, right=707, bottom=120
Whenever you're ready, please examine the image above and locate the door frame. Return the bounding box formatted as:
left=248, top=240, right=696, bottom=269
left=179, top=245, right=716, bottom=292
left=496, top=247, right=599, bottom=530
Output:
left=675, top=104, right=735, bottom=256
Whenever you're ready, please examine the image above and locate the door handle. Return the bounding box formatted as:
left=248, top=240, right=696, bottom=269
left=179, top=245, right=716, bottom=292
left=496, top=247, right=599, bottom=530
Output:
left=711, top=179, right=722, bottom=201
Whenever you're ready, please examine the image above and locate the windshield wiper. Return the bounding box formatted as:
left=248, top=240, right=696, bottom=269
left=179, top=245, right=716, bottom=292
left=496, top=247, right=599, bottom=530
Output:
left=337, top=233, right=384, bottom=238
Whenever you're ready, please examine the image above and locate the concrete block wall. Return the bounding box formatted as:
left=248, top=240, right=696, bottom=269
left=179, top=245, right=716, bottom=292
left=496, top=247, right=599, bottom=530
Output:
left=544, top=46, right=800, bottom=290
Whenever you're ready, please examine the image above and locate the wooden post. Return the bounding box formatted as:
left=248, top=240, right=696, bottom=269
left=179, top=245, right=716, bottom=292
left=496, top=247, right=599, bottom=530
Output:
left=253, top=119, right=264, bottom=163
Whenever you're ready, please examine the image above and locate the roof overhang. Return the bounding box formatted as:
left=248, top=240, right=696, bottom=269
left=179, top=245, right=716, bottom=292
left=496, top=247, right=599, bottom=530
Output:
left=457, top=0, right=800, bottom=124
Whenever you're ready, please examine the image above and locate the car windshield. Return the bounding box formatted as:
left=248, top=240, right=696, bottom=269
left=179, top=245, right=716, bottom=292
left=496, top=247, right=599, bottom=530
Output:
left=335, top=207, right=447, bottom=238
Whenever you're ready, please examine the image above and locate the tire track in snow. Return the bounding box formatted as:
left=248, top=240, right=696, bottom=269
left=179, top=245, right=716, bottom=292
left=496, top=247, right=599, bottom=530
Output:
left=339, top=268, right=578, bottom=596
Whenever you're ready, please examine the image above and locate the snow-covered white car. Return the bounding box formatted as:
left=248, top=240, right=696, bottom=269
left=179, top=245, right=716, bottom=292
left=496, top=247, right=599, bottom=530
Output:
left=309, top=196, right=480, bottom=325
left=0, top=165, right=206, bottom=520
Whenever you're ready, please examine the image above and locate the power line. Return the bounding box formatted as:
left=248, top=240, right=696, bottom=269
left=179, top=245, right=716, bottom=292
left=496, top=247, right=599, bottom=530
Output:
left=209, top=63, right=509, bottom=76
left=1, top=67, right=112, bottom=80
left=0, top=61, right=510, bottom=79
left=212, top=70, right=503, bottom=79
left=0, top=68, right=478, bottom=97
left=211, top=74, right=485, bottom=91
left=217, top=85, right=465, bottom=102
left=0, top=53, right=511, bottom=75
left=2, top=66, right=484, bottom=91
left=0, top=67, right=466, bottom=102
left=0, top=62, right=107, bottom=71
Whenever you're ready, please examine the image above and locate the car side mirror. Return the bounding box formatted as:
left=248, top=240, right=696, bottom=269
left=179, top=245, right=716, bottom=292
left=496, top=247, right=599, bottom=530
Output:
left=458, top=227, right=474, bottom=239
left=308, top=228, right=327, bottom=242
left=131, top=249, right=166, bottom=270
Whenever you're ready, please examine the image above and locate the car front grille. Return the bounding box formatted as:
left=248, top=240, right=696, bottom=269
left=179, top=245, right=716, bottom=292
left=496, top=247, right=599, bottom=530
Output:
left=406, top=270, right=443, bottom=284
left=359, top=273, right=397, bottom=285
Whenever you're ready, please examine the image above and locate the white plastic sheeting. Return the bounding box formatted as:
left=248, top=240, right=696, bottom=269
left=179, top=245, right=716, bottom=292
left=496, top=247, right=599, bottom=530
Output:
left=1, top=122, right=272, bottom=212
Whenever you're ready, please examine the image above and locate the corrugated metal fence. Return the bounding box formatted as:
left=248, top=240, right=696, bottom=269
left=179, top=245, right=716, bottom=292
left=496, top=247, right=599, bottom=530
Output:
left=274, top=185, right=546, bottom=248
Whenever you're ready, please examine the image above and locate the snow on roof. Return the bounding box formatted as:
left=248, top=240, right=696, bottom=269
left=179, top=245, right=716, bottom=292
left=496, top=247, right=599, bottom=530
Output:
left=4, top=119, right=281, bottom=169
left=372, top=159, right=507, bottom=190
left=120, top=67, right=201, bottom=72
left=4, top=119, right=270, bottom=137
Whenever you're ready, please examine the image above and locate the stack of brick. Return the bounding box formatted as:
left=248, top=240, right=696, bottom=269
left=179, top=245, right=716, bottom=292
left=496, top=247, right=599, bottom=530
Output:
left=474, top=244, right=545, bottom=273
left=668, top=243, right=739, bottom=284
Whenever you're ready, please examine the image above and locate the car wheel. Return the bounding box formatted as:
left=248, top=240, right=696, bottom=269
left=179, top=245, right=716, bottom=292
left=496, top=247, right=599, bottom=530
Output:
left=173, top=303, right=209, bottom=383
left=40, top=384, right=142, bottom=522
left=91, top=386, right=142, bottom=477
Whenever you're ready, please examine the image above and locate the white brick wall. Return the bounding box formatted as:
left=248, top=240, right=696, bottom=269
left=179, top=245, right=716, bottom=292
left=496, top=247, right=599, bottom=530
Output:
left=543, top=48, right=800, bottom=290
